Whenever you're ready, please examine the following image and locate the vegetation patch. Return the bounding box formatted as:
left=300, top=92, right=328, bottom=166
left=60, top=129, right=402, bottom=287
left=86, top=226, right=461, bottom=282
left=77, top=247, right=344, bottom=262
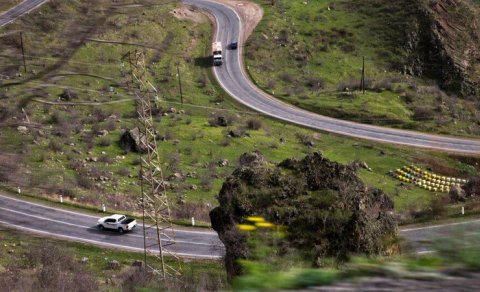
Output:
left=0, top=228, right=226, bottom=291
left=210, top=152, right=398, bottom=280
left=0, top=0, right=478, bottom=225
left=245, top=0, right=480, bottom=136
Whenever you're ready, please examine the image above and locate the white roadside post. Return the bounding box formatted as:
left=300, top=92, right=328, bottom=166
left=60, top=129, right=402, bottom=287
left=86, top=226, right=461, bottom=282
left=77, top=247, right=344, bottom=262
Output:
left=60, top=195, right=63, bottom=203
left=461, top=206, right=465, bottom=215
left=102, top=204, right=106, bottom=212
left=17, top=187, right=21, bottom=194
left=191, top=217, right=195, bottom=226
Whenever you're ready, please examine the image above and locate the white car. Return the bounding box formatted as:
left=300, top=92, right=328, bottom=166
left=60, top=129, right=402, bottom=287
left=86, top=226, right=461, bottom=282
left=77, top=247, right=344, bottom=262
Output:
left=97, top=214, right=137, bottom=234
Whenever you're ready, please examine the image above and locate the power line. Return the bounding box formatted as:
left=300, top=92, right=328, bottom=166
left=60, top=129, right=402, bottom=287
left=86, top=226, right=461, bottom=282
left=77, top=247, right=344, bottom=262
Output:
left=124, top=49, right=181, bottom=280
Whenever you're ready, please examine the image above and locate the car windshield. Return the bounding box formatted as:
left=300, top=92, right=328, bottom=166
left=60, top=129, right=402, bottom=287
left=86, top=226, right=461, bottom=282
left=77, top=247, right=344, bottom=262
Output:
left=118, top=216, right=126, bottom=222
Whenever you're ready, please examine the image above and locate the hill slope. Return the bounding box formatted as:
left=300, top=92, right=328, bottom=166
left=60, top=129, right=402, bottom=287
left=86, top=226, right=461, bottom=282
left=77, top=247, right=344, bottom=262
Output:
left=246, top=0, right=480, bottom=136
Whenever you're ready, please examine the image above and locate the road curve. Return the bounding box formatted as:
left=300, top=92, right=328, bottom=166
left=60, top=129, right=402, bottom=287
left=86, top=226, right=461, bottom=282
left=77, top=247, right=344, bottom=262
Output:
left=400, top=218, right=480, bottom=254
left=0, top=0, right=48, bottom=27
left=184, top=0, right=480, bottom=154
left=0, top=193, right=224, bottom=259
left=2, top=192, right=480, bottom=259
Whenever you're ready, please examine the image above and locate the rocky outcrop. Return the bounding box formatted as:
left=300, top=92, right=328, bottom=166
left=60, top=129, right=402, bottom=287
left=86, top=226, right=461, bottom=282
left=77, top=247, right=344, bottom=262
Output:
left=463, top=176, right=480, bottom=197
left=450, top=185, right=467, bottom=202
left=405, top=0, right=480, bottom=97
left=210, top=152, right=397, bottom=280
left=119, top=128, right=147, bottom=153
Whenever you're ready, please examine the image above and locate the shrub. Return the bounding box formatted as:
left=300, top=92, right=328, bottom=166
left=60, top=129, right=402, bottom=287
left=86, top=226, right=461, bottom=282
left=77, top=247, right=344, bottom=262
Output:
left=305, top=77, right=324, bottom=91
left=50, top=110, right=66, bottom=125
left=164, top=130, right=176, bottom=141
left=199, top=172, right=213, bottom=191
left=25, top=244, right=98, bottom=291
left=197, top=77, right=207, bottom=88
left=68, top=159, right=83, bottom=172
left=429, top=195, right=449, bottom=219
left=267, top=80, right=276, bottom=89
left=340, top=43, right=356, bottom=53
left=116, top=168, right=130, bottom=177
left=97, top=137, right=112, bottom=147
left=295, top=133, right=315, bottom=146
left=91, top=123, right=104, bottom=136
left=412, top=107, right=435, bottom=121
left=59, top=88, right=78, bottom=101
left=53, top=123, right=72, bottom=137
left=219, top=138, right=231, bottom=147
left=246, top=118, right=262, bottom=130
left=59, top=186, right=76, bottom=199
left=172, top=202, right=211, bottom=221
left=373, top=79, right=394, bottom=92
left=167, top=152, right=181, bottom=173
left=463, top=176, right=480, bottom=197
left=77, top=175, right=94, bottom=190
left=279, top=73, right=295, bottom=83
left=402, top=92, right=417, bottom=104
left=92, top=108, right=109, bottom=122
left=183, top=147, right=193, bottom=155
left=277, top=29, right=289, bottom=44
left=48, top=139, right=63, bottom=152
left=98, top=155, right=113, bottom=164
left=208, top=114, right=236, bottom=127
left=337, top=79, right=372, bottom=92
left=105, top=120, right=117, bottom=131
left=0, top=154, right=19, bottom=183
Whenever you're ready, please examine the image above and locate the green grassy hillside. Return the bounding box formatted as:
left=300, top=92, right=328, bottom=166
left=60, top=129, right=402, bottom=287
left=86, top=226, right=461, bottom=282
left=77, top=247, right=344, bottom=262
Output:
left=0, top=0, right=478, bottom=224
left=246, top=0, right=480, bottom=136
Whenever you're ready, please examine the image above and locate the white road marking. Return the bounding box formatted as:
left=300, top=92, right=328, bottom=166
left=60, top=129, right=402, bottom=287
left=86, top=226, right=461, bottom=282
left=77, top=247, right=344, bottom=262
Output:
left=0, top=0, right=49, bottom=27
left=0, top=220, right=222, bottom=259
left=0, top=193, right=217, bottom=235
left=0, top=193, right=99, bottom=219
left=0, top=206, right=222, bottom=247
left=0, top=206, right=90, bottom=228
left=417, top=250, right=436, bottom=255
left=401, top=219, right=480, bottom=232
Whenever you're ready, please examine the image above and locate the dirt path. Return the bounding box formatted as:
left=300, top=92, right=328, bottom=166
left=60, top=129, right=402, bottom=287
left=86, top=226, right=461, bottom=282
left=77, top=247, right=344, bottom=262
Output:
left=170, top=5, right=208, bottom=23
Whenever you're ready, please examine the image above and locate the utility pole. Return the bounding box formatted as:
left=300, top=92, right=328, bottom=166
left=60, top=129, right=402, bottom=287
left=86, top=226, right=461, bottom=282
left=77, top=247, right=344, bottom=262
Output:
left=123, top=50, right=181, bottom=280
left=176, top=64, right=183, bottom=104
left=360, top=56, right=365, bottom=94
left=20, top=32, right=26, bottom=73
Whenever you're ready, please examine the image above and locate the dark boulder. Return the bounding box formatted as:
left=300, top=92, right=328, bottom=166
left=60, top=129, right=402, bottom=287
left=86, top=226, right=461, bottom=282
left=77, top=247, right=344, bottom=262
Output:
left=59, top=88, right=78, bottom=101
left=463, top=177, right=479, bottom=197
left=450, top=185, right=467, bottom=202
left=210, top=152, right=397, bottom=281
left=119, top=128, right=147, bottom=153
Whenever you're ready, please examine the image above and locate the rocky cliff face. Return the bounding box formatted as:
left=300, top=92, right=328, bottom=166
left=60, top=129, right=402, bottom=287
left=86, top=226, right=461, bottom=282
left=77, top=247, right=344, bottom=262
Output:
left=210, top=152, right=397, bottom=280
left=405, top=0, right=480, bottom=97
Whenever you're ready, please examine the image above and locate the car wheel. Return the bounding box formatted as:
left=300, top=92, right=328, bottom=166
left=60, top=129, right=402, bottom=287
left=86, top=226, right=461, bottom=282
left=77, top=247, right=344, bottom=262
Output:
left=98, top=225, right=104, bottom=230
left=118, top=228, right=124, bottom=234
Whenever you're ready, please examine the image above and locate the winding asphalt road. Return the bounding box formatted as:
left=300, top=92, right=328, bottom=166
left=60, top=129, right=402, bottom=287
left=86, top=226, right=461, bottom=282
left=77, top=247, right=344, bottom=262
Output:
left=2, top=192, right=480, bottom=259
left=0, top=193, right=224, bottom=259
left=0, top=0, right=47, bottom=27
left=1, top=0, right=480, bottom=259
left=184, top=0, right=480, bottom=154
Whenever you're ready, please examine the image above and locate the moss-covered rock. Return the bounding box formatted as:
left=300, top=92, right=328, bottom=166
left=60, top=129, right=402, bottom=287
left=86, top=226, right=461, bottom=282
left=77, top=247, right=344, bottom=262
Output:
left=210, top=152, right=397, bottom=280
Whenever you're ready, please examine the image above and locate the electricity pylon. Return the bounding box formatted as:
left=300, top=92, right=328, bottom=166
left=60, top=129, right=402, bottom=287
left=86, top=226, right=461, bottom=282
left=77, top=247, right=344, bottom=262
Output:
left=124, top=49, right=181, bottom=279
